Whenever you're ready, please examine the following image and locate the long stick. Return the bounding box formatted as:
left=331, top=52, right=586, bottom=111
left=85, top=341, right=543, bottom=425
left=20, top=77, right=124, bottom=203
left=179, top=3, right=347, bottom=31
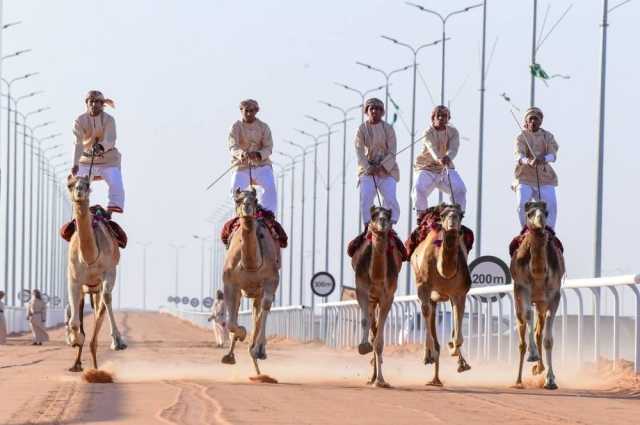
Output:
left=205, top=164, right=236, bottom=191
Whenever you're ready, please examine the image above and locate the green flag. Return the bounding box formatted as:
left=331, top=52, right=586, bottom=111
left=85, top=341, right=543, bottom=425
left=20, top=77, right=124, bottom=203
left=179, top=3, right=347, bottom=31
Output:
left=388, top=95, right=400, bottom=126
left=530, top=63, right=550, bottom=80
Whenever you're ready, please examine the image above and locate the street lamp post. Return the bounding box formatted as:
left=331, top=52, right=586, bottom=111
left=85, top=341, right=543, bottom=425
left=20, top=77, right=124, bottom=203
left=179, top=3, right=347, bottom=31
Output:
left=354, top=62, right=412, bottom=121
left=405, top=2, right=482, bottom=105
left=276, top=151, right=297, bottom=306
left=193, top=235, right=212, bottom=310
left=381, top=35, right=444, bottom=294
left=286, top=142, right=307, bottom=305
left=318, top=102, right=360, bottom=293
left=476, top=0, right=488, bottom=258
left=169, top=243, right=184, bottom=308
left=137, top=242, right=151, bottom=310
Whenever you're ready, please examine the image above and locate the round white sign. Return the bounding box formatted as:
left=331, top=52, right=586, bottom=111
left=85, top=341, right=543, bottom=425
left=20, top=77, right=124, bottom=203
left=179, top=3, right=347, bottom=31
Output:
left=181, top=296, right=190, bottom=305
left=190, top=298, right=200, bottom=308
left=202, top=297, right=214, bottom=309
left=468, top=255, right=511, bottom=302
left=311, top=272, right=336, bottom=297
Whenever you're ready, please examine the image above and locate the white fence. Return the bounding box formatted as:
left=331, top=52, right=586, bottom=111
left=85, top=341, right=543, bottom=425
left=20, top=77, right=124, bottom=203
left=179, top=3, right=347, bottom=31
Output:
left=3, top=307, right=67, bottom=334
left=165, top=274, right=640, bottom=374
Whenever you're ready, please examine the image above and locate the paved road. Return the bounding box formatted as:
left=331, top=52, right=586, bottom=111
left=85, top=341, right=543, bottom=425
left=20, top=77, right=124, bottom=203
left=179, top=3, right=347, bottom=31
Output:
left=1, top=311, right=637, bottom=424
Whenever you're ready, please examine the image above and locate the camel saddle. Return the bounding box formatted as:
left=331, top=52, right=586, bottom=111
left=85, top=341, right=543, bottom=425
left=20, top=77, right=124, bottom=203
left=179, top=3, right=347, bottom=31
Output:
left=404, top=205, right=474, bottom=258
left=347, top=229, right=409, bottom=262
left=220, top=207, right=288, bottom=249
left=509, top=226, right=564, bottom=257
left=60, top=205, right=127, bottom=249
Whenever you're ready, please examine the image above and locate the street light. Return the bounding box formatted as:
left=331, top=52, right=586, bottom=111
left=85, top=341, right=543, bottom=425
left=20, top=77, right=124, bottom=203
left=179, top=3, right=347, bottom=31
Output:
left=276, top=150, right=297, bottom=306
left=355, top=62, right=412, bottom=120
left=381, top=35, right=443, bottom=294
left=2, top=21, right=22, bottom=30
left=318, top=101, right=361, bottom=293
left=405, top=1, right=483, bottom=105
left=1, top=49, right=32, bottom=61
left=333, top=83, right=384, bottom=124
left=193, top=234, right=213, bottom=310
left=169, top=243, right=184, bottom=307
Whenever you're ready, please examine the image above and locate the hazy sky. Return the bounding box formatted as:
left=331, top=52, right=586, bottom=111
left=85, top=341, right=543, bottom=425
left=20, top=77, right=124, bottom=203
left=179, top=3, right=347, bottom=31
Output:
left=1, top=0, right=638, bottom=310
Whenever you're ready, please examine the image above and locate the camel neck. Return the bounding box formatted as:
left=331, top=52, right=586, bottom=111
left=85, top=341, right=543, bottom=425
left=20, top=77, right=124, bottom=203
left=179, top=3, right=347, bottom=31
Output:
left=74, top=200, right=99, bottom=264
left=528, top=229, right=548, bottom=279
left=438, top=229, right=459, bottom=279
left=240, top=216, right=262, bottom=271
left=369, top=230, right=388, bottom=282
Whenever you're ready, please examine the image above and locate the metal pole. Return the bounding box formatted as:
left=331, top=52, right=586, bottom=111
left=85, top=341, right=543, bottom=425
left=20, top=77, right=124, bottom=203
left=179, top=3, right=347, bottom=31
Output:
left=340, top=115, right=347, bottom=292
left=440, top=24, right=446, bottom=105
left=325, top=133, right=330, bottom=273
left=530, top=0, right=538, bottom=107
left=142, top=246, right=147, bottom=310
left=311, top=142, right=318, bottom=275
left=35, top=145, right=41, bottom=294
left=299, top=152, right=306, bottom=305
left=288, top=159, right=295, bottom=306
left=4, top=88, right=11, bottom=304
left=405, top=52, right=418, bottom=295
left=27, top=132, right=35, bottom=293
left=11, top=105, right=17, bottom=300
left=594, top=0, right=608, bottom=277
left=200, top=238, right=204, bottom=310
left=475, top=0, right=488, bottom=259
left=20, top=121, right=27, bottom=303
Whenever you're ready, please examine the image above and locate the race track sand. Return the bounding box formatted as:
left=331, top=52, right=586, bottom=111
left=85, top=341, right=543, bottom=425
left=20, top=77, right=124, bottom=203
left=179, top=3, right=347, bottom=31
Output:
left=1, top=311, right=638, bottom=424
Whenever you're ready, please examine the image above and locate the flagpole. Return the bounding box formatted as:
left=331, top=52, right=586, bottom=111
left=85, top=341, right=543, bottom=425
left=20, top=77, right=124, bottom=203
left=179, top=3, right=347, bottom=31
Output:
left=530, top=0, right=538, bottom=107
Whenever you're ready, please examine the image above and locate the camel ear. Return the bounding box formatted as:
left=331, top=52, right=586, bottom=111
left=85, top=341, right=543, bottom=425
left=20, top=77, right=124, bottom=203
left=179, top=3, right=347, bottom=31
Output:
left=233, top=187, right=242, bottom=198
left=370, top=206, right=378, bottom=218
left=251, top=186, right=257, bottom=196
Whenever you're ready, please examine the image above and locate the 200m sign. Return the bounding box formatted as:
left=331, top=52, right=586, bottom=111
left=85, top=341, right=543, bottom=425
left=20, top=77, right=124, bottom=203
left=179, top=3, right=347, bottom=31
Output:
left=468, top=256, right=511, bottom=289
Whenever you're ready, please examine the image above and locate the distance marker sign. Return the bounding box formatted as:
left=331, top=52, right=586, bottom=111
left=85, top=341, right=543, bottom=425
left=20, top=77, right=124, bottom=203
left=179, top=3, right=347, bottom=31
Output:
left=468, top=255, right=511, bottom=302
left=310, top=272, right=336, bottom=297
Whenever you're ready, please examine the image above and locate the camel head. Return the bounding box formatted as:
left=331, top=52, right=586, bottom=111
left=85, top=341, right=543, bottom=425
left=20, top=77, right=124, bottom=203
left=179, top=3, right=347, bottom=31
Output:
left=369, top=206, right=392, bottom=235
left=234, top=187, right=258, bottom=218
left=524, top=201, right=547, bottom=230
left=67, top=174, right=91, bottom=203
left=440, top=204, right=463, bottom=232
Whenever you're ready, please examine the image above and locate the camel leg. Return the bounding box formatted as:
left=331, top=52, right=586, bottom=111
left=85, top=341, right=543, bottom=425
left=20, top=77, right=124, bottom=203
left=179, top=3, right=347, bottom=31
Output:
left=543, top=293, right=560, bottom=390
left=513, top=288, right=530, bottom=388
left=249, top=282, right=276, bottom=376
left=222, top=281, right=244, bottom=365
left=527, top=302, right=540, bottom=362
left=366, top=304, right=378, bottom=385
left=102, top=269, right=127, bottom=350
left=532, top=302, right=547, bottom=376
left=371, top=299, right=392, bottom=388
left=69, top=297, right=85, bottom=372
left=418, top=286, right=437, bottom=367
left=355, top=283, right=373, bottom=355
left=450, top=296, right=471, bottom=373
left=66, top=278, right=85, bottom=348
left=90, top=292, right=108, bottom=369
left=427, top=300, right=442, bottom=386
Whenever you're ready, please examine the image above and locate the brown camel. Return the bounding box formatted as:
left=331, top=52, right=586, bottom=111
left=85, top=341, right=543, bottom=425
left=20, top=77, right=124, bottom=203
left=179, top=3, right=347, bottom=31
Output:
left=411, top=203, right=471, bottom=386
left=221, top=188, right=281, bottom=378
left=351, top=207, right=403, bottom=388
left=65, top=175, right=121, bottom=372
left=511, top=201, right=565, bottom=390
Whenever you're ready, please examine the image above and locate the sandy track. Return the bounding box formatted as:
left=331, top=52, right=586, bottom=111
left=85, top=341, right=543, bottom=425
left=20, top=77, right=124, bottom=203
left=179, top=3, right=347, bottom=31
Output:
left=0, top=311, right=638, bottom=425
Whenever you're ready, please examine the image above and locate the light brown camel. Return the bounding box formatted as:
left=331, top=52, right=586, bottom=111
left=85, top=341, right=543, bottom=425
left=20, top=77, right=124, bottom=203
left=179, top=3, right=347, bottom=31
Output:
left=65, top=174, right=121, bottom=372
left=351, top=206, right=403, bottom=388
left=511, top=200, right=565, bottom=390
left=411, top=203, right=471, bottom=386
left=221, top=188, right=280, bottom=379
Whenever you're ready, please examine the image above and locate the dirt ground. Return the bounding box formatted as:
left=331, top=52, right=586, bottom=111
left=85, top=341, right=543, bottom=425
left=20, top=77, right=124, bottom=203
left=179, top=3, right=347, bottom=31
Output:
left=1, top=311, right=638, bottom=425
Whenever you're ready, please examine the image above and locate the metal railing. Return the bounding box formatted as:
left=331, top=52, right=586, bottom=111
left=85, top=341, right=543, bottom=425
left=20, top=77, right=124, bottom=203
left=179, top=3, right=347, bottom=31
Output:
left=162, top=274, right=640, bottom=374
left=3, top=306, right=66, bottom=334
left=318, top=274, right=640, bottom=373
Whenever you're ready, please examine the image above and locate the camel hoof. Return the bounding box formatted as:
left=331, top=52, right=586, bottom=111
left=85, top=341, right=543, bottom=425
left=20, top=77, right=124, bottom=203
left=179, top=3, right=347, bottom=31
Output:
left=527, top=353, right=540, bottom=362
left=511, top=382, right=525, bottom=390
left=426, top=378, right=443, bottom=387
left=423, top=352, right=438, bottom=365
left=358, top=342, right=373, bottom=355
left=544, top=380, right=558, bottom=390
left=251, top=345, right=267, bottom=360
left=532, top=364, right=545, bottom=375
left=69, top=365, right=83, bottom=373
left=249, top=374, right=278, bottom=384
left=373, top=380, right=391, bottom=389
left=457, top=362, right=471, bottom=373
left=221, top=353, right=236, bottom=365
left=235, top=326, right=247, bottom=342
left=447, top=341, right=459, bottom=356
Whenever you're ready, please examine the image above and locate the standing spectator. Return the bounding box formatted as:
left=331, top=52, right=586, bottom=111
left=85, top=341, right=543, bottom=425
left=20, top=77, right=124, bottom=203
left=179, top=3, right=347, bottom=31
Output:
left=208, top=290, right=228, bottom=348
left=27, top=289, right=49, bottom=346
left=0, top=291, right=7, bottom=344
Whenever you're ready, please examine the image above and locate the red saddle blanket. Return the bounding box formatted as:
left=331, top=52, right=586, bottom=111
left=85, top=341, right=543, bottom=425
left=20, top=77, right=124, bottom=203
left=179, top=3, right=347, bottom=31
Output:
left=347, top=229, right=409, bottom=262
left=509, top=226, right=564, bottom=257
left=60, top=205, right=127, bottom=249
left=404, top=206, right=474, bottom=258
left=220, top=208, right=288, bottom=248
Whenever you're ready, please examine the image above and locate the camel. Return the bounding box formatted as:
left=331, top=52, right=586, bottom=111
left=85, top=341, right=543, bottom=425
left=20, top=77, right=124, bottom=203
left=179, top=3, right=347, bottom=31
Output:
left=511, top=200, right=565, bottom=390
left=351, top=206, right=403, bottom=388
left=65, top=174, right=123, bottom=372
left=221, top=188, right=280, bottom=379
left=411, top=203, right=471, bottom=386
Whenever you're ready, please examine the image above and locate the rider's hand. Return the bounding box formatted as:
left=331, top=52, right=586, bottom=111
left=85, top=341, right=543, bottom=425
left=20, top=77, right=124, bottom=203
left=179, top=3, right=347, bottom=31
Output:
left=439, top=155, right=452, bottom=167
left=247, top=152, right=261, bottom=161
left=92, top=143, right=105, bottom=155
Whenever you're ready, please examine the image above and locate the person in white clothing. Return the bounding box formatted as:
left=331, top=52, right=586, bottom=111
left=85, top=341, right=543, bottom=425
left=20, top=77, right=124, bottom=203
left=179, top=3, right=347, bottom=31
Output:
left=228, top=99, right=277, bottom=214
left=207, top=290, right=228, bottom=348
left=513, top=107, right=559, bottom=229
left=354, top=98, right=400, bottom=226
left=71, top=90, right=124, bottom=214
left=412, top=105, right=467, bottom=222
left=27, top=289, right=49, bottom=346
